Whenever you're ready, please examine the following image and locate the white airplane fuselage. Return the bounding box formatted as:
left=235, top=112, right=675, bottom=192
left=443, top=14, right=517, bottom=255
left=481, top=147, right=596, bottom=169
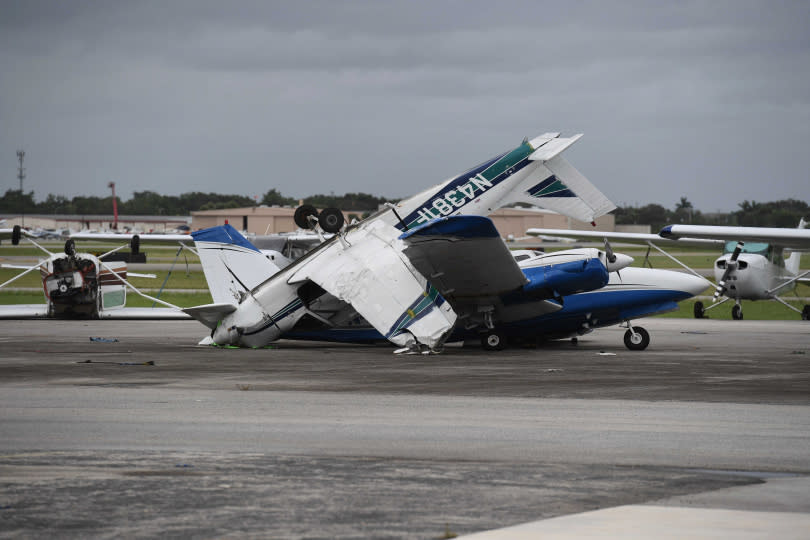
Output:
left=712, top=252, right=797, bottom=300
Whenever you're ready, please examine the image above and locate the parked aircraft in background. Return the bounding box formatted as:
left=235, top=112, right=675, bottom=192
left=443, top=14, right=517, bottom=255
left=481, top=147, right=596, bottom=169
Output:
left=527, top=219, right=810, bottom=320
left=0, top=225, right=187, bottom=319
left=660, top=221, right=810, bottom=320
left=182, top=132, right=618, bottom=353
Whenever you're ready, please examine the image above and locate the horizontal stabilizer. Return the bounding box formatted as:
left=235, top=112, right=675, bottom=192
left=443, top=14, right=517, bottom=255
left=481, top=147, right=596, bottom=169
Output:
left=183, top=303, right=237, bottom=329
left=528, top=134, right=582, bottom=162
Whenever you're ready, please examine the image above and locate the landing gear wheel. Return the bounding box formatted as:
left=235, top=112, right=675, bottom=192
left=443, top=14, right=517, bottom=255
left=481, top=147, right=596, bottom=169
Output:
left=64, top=239, right=76, bottom=257
left=130, top=234, right=141, bottom=254
left=318, top=208, right=345, bottom=234
left=481, top=330, right=506, bottom=351
left=693, top=301, right=705, bottom=319
left=731, top=304, right=743, bottom=320
left=623, top=327, right=650, bottom=351
left=294, top=205, right=319, bottom=230
left=802, top=305, right=810, bottom=321
left=11, top=225, right=21, bottom=245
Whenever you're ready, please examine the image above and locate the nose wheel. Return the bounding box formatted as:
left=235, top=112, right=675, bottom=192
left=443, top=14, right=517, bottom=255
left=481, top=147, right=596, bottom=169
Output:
left=731, top=303, right=743, bottom=320
left=623, top=326, right=650, bottom=351
left=481, top=329, right=506, bottom=351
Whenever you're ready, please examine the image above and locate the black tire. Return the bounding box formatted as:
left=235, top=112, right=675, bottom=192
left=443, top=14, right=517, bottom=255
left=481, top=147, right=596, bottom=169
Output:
left=130, top=234, right=141, bottom=254
left=11, top=225, right=21, bottom=245
left=481, top=330, right=506, bottom=351
left=294, top=205, right=319, bottom=230
left=731, top=304, right=743, bottom=320
left=693, top=301, right=705, bottom=319
left=64, top=238, right=76, bottom=257
left=802, top=305, right=810, bottom=321
left=623, top=327, right=650, bottom=351
left=319, top=208, right=345, bottom=234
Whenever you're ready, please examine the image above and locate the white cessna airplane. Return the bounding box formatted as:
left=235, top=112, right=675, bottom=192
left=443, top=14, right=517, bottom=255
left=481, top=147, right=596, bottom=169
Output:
left=0, top=225, right=189, bottom=319
left=182, top=132, right=618, bottom=352
left=660, top=221, right=810, bottom=320
left=527, top=219, right=810, bottom=320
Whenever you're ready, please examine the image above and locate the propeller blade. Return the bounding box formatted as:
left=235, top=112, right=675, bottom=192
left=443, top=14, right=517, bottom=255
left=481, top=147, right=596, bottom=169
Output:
left=713, top=242, right=744, bottom=301
left=603, top=237, right=617, bottom=264
left=729, top=241, right=744, bottom=262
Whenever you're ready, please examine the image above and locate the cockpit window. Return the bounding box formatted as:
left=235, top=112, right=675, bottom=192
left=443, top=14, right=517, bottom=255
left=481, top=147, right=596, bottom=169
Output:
left=514, top=254, right=531, bottom=262
left=723, top=241, right=769, bottom=257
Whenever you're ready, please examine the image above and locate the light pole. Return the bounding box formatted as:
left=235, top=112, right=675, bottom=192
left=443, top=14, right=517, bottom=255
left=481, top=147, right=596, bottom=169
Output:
left=16, top=150, right=25, bottom=227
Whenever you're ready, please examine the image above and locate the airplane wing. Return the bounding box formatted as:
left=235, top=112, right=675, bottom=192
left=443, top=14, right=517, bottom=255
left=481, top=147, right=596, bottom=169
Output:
left=400, top=216, right=562, bottom=325
left=0, top=305, right=50, bottom=318
left=70, top=232, right=195, bottom=245
left=0, top=305, right=189, bottom=319
left=401, top=216, right=527, bottom=298
left=99, top=307, right=191, bottom=319
left=526, top=228, right=725, bottom=247
left=660, top=225, right=810, bottom=250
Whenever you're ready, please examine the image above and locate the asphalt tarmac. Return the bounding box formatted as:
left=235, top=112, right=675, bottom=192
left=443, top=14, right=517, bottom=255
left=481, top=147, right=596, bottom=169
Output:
left=0, top=318, right=808, bottom=539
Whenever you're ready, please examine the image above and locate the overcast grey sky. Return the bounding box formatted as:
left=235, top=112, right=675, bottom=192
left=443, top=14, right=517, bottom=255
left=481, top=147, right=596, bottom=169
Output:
left=1, top=0, right=808, bottom=212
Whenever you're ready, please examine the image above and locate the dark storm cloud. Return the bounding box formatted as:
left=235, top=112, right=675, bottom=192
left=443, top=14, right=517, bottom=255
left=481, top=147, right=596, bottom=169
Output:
left=1, top=0, right=808, bottom=212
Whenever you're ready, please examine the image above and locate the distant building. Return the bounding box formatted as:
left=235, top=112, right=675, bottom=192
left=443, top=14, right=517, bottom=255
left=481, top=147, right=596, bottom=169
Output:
left=191, top=206, right=302, bottom=234
left=488, top=207, right=615, bottom=238
left=0, top=213, right=190, bottom=233
left=191, top=205, right=616, bottom=236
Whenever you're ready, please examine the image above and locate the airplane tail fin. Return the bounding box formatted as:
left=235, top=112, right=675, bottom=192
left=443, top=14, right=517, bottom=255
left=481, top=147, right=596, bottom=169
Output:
left=191, top=224, right=282, bottom=305
left=785, top=218, right=807, bottom=275
left=503, top=134, right=616, bottom=224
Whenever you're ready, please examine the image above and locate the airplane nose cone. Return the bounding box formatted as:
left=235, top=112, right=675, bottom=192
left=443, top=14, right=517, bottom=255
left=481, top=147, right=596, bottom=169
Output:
left=606, top=253, right=634, bottom=272
left=679, top=272, right=712, bottom=296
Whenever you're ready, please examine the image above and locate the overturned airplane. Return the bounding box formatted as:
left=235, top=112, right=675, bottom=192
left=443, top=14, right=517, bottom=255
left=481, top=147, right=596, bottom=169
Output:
left=184, top=132, right=620, bottom=352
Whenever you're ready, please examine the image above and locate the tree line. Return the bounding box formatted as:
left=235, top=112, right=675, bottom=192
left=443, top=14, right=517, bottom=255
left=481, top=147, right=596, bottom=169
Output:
left=0, top=189, right=393, bottom=216
left=1, top=188, right=806, bottom=229
left=614, top=197, right=809, bottom=231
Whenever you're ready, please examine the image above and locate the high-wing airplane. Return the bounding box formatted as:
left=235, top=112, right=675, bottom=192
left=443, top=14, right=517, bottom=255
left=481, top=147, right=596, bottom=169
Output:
left=188, top=223, right=707, bottom=350
left=0, top=225, right=189, bottom=319
left=527, top=219, right=810, bottom=320
left=660, top=221, right=810, bottom=320
left=182, top=132, right=623, bottom=352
